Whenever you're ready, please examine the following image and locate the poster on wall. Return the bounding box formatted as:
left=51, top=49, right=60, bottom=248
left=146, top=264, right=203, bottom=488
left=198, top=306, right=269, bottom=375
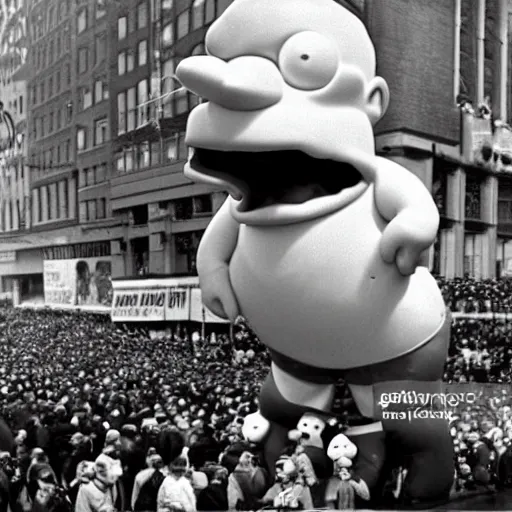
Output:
left=43, top=260, right=76, bottom=306
left=43, top=257, right=113, bottom=308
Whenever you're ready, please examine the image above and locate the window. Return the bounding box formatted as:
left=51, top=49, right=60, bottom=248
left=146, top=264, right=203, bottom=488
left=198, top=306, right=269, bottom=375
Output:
left=95, top=79, right=108, bottom=103
left=138, top=142, right=150, bottom=168
left=177, top=10, right=189, bottom=39
left=48, top=76, right=53, bottom=97
left=65, top=63, right=71, bottom=85
left=151, top=141, right=161, bottom=166
left=96, top=163, right=107, bottom=182
left=56, top=71, right=60, bottom=93
left=137, top=2, right=147, bottom=29
left=77, top=8, right=87, bottom=33
left=125, top=148, right=134, bottom=172
left=88, top=200, right=97, bottom=221
left=19, top=95, right=23, bottom=115
left=77, top=128, right=86, bottom=151
left=137, top=80, right=149, bottom=126
left=118, top=52, right=126, bottom=75
left=81, top=87, right=93, bottom=110
left=192, top=0, right=205, bottom=29
left=127, top=51, right=135, bottom=72
left=118, top=16, right=127, bottom=40
left=162, top=23, right=174, bottom=47
left=162, top=0, right=173, bottom=9
left=138, top=40, right=147, bottom=66
left=87, top=167, right=95, bottom=186
left=165, top=136, right=179, bottom=162
left=65, top=139, right=71, bottom=160
left=97, top=198, right=106, bottom=219
left=49, top=111, right=54, bottom=132
left=56, top=33, right=61, bottom=56
left=56, top=108, right=62, bottom=129
left=127, top=87, right=136, bottom=131
left=117, top=92, right=126, bottom=134
left=79, top=202, right=87, bottom=222
left=95, top=33, right=106, bottom=64
left=205, top=0, right=215, bottom=23
left=79, top=168, right=87, bottom=188
left=94, top=118, right=109, bottom=146
left=96, top=0, right=106, bottom=19
left=78, top=47, right=88, bottom=74
left=116, top=153, right=125, bottom=173
left=66, top=102, right=73, bottom=123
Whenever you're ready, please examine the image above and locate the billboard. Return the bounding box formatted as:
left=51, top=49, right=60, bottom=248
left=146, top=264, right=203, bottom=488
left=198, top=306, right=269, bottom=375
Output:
left=43, top=258, right=113, bottom=308
left=111, top=277, right=229, bottom=323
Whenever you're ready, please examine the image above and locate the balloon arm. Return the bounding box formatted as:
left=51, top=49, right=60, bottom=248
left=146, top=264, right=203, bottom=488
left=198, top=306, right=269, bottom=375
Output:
left=374, top=157, right=439, bottom=274
left=374, top=157, right=439, bottom=244
left=196, top=197, right=240, bottom=277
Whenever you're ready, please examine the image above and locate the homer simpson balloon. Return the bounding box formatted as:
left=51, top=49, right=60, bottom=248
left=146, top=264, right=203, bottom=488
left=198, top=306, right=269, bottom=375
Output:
left=177, top=0, right=454, bottom=507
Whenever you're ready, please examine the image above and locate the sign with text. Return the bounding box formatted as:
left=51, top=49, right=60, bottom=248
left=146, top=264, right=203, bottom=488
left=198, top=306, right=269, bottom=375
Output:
left=0, top=251, right=16, bottom=263
left=43, top=260, right=76, bottom=306
left=111, top=289, right=166, bottom=321
left=165, top=287, right=190, bottom=321
left=111, top=278, right=229, bottom=323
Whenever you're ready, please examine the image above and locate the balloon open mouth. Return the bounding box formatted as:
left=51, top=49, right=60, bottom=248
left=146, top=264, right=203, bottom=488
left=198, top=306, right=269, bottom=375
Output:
left=189, top=148, right=364, bottom=213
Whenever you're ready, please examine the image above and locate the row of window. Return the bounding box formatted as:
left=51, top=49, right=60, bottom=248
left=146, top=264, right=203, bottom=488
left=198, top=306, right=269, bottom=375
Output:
left=161, top=0, right=231, bottom=48
left=117, top=2, right=148, bottom=41
left=32, top=102, right=73, bottom=141
left=31, top=63, right=71, bottom=106
left=117, top=80, right=198, bottom=135
left=78, top=34, right=107, bottom=75
left=30, top=139, right=72, bottom=173
left=79, top=78, right=109, bottom=112
left=115, top=133, right=187, bottom=174
left=77, top=0, right=106, bottom=35
left=0, top=198, right=25, bottom=233
left=33, top=25, right=71, bottom=72
left=33, top=180, right=70, bottom=224
left=118, top=40, right=147, bottom=76
left=77, top=117, right=110, bottom=152
left=31, top=0, right=69, bottom=42
left=79, top=164, right=108, bottom=189
left=79, top=198, right=107, bottom=223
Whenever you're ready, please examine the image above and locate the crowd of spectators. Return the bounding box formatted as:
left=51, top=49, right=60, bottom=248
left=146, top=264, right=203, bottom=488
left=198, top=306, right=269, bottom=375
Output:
left=0, top=277, right=511, bottom=509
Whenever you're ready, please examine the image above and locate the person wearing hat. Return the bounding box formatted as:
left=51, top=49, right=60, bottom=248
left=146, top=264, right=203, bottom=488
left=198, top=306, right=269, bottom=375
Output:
left=75, top=453, right=122, bottom=512
left=157, top=456, right=196, bottom=512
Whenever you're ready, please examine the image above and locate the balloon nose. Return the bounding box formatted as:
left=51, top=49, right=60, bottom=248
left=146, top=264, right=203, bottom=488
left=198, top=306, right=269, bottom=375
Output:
left=176, top=55, right=283, bottom=111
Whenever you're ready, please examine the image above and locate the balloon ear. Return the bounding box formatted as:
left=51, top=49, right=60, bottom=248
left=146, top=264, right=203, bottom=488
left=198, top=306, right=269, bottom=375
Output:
left=365, top=77, right=390, bottom=125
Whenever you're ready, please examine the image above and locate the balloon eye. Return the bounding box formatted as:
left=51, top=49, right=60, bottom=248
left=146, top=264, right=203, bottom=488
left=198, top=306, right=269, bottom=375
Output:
left=279, top=31, right=339, bottom=91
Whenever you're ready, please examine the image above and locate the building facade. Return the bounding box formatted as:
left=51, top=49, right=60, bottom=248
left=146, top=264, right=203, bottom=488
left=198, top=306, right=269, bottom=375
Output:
left=3, top=0, right=512, bottom=310
left=108, top=0, right=231, bottom=279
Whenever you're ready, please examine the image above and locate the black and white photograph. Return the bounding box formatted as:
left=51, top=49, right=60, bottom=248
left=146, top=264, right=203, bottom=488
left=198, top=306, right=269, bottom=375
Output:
left=2, top=0, right=512, bottom=510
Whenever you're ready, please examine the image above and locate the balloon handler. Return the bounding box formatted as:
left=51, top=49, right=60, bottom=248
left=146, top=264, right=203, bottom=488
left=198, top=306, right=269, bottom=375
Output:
left=176, top=0, right=454, bottom=507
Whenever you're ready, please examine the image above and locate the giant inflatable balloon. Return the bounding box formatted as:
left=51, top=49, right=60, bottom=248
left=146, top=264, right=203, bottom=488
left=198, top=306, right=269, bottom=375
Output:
left=177, top=0, right=454, bottom=507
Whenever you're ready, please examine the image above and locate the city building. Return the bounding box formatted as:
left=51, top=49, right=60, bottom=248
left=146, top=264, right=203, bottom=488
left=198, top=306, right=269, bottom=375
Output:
left=108, top=0, right=231, bottom=279
left=0, top=0, right=32, bottom=301
left=3, top=0, right=512, bottom=311
left=366, top=0, right=512, bottom=279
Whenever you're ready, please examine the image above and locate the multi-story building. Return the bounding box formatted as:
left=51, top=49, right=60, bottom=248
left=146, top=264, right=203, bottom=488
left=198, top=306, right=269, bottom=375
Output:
left=0, top=0, right=33, bottom=301
left=108, top=0, right=231, bottom=279
left=4, top=0, right=512, bottom=311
